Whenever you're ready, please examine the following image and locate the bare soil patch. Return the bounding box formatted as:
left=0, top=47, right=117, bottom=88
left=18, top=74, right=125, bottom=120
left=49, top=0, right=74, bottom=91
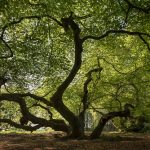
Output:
left=0, top=132, right=150, bottom=150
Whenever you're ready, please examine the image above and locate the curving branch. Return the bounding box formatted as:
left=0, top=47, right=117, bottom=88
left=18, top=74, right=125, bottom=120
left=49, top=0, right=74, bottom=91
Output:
left=51, top=14, right=82, bottom=100
left=48, top=14, right=86, bottom=138
left=1, top=15, right=62, bottom=38
left=117, top=0, right=131, bottom=29
left=113, top=85, right=122, bottom=110
left=117, top=0, right=127, bottom=13
left=138, top=34, right=150, bottom=51
left=124, top=6, right=131, bottom=28
left=82, top=30, right=150, bottom=51
left=99, top=57, right=128, bottom=75
left=82, top=30, right=150, bottom=41
left=0, top=38, right=13, bottom=59
left=89, top=104, right=104, bottom=115
left=0, top=15, right=62, bottom=59
left=91, top=103, right=134, bottom=139
left=18, top=92, right=52, bottom=107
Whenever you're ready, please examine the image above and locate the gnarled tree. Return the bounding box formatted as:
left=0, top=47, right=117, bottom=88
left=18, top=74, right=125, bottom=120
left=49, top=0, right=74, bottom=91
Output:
left=0, top=0, right=150, bottom=139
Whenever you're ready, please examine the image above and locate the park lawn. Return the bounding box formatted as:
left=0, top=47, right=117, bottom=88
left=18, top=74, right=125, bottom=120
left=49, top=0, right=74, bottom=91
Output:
left=0, top=132, right=150, bottom=150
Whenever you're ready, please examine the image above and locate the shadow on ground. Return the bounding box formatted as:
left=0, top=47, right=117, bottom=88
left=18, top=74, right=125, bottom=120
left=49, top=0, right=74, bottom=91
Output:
left=0, top=132, right=150, bottom=150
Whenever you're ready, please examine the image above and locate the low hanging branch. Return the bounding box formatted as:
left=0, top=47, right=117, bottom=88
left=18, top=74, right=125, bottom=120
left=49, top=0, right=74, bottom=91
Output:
left=0, top=94, right=70, bottom=133
left=90, top=103, right=134, bottom=139
left=121, top=115, right=145, bottom=132
left=1, top=15, right=62, bottom=38
left=0, top=119, right=42, bottom=132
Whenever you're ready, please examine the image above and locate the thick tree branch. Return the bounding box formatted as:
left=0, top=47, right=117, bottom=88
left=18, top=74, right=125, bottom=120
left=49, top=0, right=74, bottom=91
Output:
left=90, top=104, right=134, bottom=139
left=51, top=16, right=82, bottom=100
left=49, top=15, right=85, bottom=138
left=0, top=94, right=69, bottom=133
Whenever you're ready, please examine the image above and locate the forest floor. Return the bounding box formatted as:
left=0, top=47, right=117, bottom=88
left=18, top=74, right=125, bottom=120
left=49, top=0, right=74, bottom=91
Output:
left=0, top=132, right=150, bottom=150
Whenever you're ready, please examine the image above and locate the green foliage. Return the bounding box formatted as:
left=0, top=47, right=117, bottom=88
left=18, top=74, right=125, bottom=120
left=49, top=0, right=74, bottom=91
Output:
left=0, top=0, right=150, bottom=132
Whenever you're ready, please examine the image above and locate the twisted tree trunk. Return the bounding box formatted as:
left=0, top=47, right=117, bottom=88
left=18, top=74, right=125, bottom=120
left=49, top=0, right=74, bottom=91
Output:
left=50, top=15, right=85, bottom=138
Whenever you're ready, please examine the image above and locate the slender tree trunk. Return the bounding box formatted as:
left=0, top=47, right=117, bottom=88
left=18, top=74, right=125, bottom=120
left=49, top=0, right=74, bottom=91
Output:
left=90, top=115, right=110, bottom=139
left=79, top=68, right=103, bottom=128
left=91, top=104, right=133, bottom=139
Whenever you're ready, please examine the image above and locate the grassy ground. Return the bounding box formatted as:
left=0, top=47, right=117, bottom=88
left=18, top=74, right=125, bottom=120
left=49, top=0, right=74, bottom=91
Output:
left=0, top=132, right=150, bottom=150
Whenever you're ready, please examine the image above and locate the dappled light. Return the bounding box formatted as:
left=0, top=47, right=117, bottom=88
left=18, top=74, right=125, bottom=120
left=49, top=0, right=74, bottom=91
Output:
left=0, top=0, right=150, bottom=149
